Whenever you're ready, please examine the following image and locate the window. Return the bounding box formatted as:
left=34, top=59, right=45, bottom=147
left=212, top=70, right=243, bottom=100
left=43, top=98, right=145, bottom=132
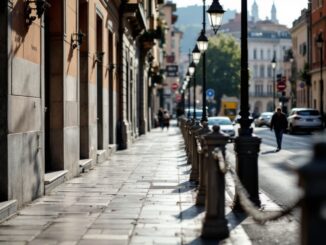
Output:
left=260, top=49, right=264, bottom=60
left=253, top=49, right=257, bottom=59
left=260, top=65, right=265, bottom=78
left=267, top=84, right=273, bottom=95
left=267, top=49, right=271, bottom=60
left=254, top=65, right=258, bottom=78
left=267, top=65, right=272, bottom=78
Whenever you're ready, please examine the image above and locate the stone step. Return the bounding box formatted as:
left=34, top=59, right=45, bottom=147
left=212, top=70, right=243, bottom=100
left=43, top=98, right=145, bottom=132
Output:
left=79, top=159, right=93, bottom=173
left=44, top=170, right=69, bottom=194
left=97, top=150, right=107, bottom=164
left=0, top=200, right=17, bottom=223
left=108, top=144, right=117, bottom=156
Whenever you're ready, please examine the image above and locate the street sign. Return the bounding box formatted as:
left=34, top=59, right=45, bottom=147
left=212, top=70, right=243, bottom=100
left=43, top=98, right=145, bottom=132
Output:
left=166, top=65, right=178, bottom=77
left=206, top=88, right=215, bottom=98
left=171, top=82, right=179, bottom=91
left=277, top=82, right=286, bottom=91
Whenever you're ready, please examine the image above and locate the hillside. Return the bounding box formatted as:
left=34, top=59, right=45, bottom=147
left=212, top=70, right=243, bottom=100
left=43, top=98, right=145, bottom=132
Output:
left=175, top=5, right=236, bottom=54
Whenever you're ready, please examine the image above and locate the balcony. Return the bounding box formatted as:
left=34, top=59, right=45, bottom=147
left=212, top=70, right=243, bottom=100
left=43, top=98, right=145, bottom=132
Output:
left=124, top=1, right=148, bottom=37
left=250, top=92, right=274, bottom=98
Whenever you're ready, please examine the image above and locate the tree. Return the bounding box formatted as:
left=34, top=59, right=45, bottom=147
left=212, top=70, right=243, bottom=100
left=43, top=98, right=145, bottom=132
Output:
left=195, top=34, right=241, bottom=114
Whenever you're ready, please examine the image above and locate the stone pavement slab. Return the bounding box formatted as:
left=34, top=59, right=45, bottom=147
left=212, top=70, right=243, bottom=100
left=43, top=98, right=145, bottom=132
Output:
left=0, top=123, right=299, bottom=244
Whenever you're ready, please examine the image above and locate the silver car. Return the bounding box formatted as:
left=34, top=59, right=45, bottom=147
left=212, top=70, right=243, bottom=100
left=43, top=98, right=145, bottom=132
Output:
left=287, top=108, right=323, bottom=134
left=254, top=112, right=273, bottom=127
left=207, top=116, right=236, bottom=137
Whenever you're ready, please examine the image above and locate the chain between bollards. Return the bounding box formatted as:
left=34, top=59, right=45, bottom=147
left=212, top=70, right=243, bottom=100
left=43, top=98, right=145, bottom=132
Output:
left=209, top=146, right=301, bottom=225
left=212, top=147, right=230, bottom=174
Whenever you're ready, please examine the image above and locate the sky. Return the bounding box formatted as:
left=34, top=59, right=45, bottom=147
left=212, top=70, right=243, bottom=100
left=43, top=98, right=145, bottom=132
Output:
left=172, top=0, right=308, bottom=28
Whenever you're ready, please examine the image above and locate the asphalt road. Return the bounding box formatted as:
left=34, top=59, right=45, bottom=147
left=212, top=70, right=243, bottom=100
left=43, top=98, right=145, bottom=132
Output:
left=227, top=125, right=324, bottom=220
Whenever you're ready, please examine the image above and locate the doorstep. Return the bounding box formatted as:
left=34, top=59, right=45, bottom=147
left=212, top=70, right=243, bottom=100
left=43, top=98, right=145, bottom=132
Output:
left=79, top=159, right=93, bottom=173
left=44, top=170, right=69, bottom=194
left=96, top=150, right=107, bottom=164
left=0, top=200, right=17, bottom=223
left=107, top=144, right=117, bottom=156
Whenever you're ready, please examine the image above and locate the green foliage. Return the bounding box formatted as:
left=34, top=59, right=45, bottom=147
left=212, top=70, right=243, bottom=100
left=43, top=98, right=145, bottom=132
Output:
left=300, top=62, right=311, bottom=86
left=195, top=34, right=241, bottom=110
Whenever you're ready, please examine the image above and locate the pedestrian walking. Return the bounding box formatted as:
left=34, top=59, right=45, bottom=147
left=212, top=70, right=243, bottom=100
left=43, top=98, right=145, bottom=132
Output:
left=163, top=110, right=170, bottom=130
left=270, top=107, right=288, bottom=152
left=157, top=108, right=164, bottom=130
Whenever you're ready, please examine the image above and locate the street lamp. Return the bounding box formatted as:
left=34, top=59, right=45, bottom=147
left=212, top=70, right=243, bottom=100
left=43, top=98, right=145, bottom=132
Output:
left=189, top=60, right=197, bottom=120
left=197, top=0, right=209, bottom=122
left=271, top=55, right=276, bottom=111
left=192, top=44, right=201, bottom=65
left=233, top=0, right=262, bottom=210
left=186, top=71, right=191, bottom=118
left=207, top=0, right=225, bottom=34
left=192, top=46, right=201, bottom=120
left=316, top=32, right=324, bottom=128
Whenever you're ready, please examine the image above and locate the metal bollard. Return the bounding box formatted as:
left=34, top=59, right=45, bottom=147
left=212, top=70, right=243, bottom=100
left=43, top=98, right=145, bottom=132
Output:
left=189, top=121, right=202, bottom=182
left=233, top=132, right=261, bottom=209
left=201, top=125, right=229, bottom=239
left=186, top=119, right=195, bottom=165
left=298, top=141, right=326, bottom=245
left=195, top=121, right=211, bottom=206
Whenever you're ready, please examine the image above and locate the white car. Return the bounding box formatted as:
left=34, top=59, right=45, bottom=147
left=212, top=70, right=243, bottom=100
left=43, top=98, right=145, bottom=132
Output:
left=254, top=112, right=273, bottom=127
left=287, top=108, right=323, bottom=134
left=207, top=116, right=236, bottom=137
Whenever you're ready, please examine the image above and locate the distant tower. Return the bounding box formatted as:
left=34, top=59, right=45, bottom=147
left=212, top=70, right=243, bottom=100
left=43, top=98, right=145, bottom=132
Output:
left=251, top=0, right=259, bottom=22
left=271, top=1, right=278, bottom=23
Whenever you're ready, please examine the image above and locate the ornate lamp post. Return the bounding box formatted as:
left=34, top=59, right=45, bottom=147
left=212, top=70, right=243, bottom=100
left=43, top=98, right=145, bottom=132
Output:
left=233, top=0, right=261, bottom=209
left=271, top=55, right=276, bottom=111
left=192, top=45, right=201, bottom=120
left=207, top=0, right=225, bottom=34
left=316, top=33, right=324, bottom=128
left=189, top=61, right=196, bottom=119
left=186, top=70, right=191, bottom=118
left=197, top=0, right=209, bottom=122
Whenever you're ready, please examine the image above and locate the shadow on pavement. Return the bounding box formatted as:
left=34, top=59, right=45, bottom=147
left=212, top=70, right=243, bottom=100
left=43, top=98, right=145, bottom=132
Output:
left=175, top=204, right=205, bottom=220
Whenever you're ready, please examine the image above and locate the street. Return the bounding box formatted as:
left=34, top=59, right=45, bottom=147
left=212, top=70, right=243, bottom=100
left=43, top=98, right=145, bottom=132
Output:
left=228, top=124, right=321, bottom=220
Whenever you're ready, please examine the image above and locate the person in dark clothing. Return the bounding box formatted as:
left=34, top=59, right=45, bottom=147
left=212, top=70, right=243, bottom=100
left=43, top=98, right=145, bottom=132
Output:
left=270, top=107, right=288, bottom=152
left=157, top=108, right=164, bottom=130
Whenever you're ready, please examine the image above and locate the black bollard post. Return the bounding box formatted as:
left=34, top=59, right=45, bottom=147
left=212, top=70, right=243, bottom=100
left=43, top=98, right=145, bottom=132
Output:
left=298, top=141, right=326, bottom=245
left=190, top=121, right=202, bottom=182
left=201, top=125, right=229, bottom=239
left=195, top=121, right=211, bottom=206
left=185, top=119, right=195, bottom=165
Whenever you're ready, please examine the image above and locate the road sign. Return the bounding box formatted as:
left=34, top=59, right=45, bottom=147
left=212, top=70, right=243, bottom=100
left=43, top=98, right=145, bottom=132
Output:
left=206, top=88, right=215, bottom=98
left=277, top=82, right=286, bottom=91
left=171, top=82, right=179, bottom=91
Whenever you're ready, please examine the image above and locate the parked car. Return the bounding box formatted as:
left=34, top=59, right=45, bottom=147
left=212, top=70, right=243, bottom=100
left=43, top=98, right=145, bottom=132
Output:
left=185, top=108, right=203, bottom=120
left=254, top=112, right=273, bottom=127
left=207, top=116, right=236, bottom=137
left=287, top=108, right=323, bottom=134
left=233, top=114, right=254, bottom=124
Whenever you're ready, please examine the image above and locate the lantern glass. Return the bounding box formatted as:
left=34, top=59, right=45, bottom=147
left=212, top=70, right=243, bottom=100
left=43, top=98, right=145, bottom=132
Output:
left=196, top=32, right=208, bottom=52
left=207, top=0, right=225, bottom=34
left=188, top=62, right=196, bottom=76
left=192, top=45, right=201, bottom=64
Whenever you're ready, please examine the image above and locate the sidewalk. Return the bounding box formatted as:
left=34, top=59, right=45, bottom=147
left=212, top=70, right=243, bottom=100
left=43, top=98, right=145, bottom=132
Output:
left=0, top=123, right=299, bottom=245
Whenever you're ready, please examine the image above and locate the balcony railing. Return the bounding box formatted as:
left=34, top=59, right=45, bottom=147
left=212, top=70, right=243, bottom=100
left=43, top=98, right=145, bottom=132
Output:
left=249, top=92, right=273, bottom=97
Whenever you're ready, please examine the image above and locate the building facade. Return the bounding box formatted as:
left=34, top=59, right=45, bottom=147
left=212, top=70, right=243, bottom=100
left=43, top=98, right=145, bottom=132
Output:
left=310, top=0, right=326, bottom=117
left=0, top=0, right=166, bottom=209
left=291, top=9, right=309, bottom=108
left=220, top=2, right=292, bottom=115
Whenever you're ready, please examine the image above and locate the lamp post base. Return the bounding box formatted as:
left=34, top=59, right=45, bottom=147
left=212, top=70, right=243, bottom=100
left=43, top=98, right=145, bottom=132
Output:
left=233, top=134, right=261, bottom=211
